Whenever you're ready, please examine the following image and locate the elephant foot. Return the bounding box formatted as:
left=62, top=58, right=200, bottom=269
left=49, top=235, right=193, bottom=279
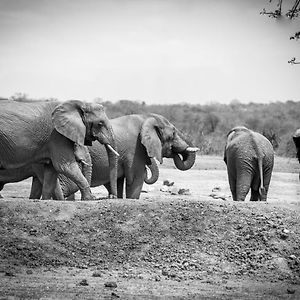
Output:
left=108, top=193, right=117, bottom=199
left=80, top=186, right=96, bottom=201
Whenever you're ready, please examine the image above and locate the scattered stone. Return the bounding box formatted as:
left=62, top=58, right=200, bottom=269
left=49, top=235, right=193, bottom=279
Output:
left=92, top=272, right=102, bottom=277
left=287, top=288, right=296, bottom=294
left=111, top=292, right=120, bottom=298
left=26, top=270, right=33, bottom=275
left=212, top=186, right=221, bottom=192
left=154, top=275, right=161, bottom=281
left=78, top=279, right=89, bottom=286
left=163, top=180, right=174, bottom=186
left=160, top=186, right=169, bottom=193
left=178, top=188, right=191, bottom=195
left=5, top=271, right=15, bottom=277
left=209, top=192, right=229, bottom=201
left=170, top=187, right=179, bottom=195
left=104, top=281, right=117, bottom=288
left=29, top=229, right=38, bottom=236
left=279, top=229, right=289, bottom=240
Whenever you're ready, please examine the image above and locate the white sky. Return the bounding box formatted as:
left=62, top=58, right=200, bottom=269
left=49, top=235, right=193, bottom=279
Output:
left=0, top=0, right=299, bottom=104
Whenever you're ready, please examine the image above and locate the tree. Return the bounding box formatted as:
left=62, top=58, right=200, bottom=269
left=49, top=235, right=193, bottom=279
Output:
left=261, top=0, right=300, bottom=64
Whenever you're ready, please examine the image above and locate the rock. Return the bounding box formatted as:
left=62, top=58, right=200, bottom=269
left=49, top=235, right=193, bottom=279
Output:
left=178, top=188, right=191, bottom=195
left=111, top=292, right=120, bottom=298
left=104, top=281, right=117, bottom=288
left=287, top=288, right=296, bottom=294
left=212, top=186, right=221, bottom=192
left=163, top=180, right=174, bottom=186
left=92, top=272, right=102, bottom=277
left=160, top=186, right=169, bottom=193
left=170, top=187, right=179, bottom=195
left=78, top=279, right=89, bottom=286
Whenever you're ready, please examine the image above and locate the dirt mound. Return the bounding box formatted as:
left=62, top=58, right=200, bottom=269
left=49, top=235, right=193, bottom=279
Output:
left=1, top=198, right=300, bottom=284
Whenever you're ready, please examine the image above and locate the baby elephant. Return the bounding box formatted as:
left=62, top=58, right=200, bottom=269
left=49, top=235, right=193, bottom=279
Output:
left=224, top=126, right=274, bottom=201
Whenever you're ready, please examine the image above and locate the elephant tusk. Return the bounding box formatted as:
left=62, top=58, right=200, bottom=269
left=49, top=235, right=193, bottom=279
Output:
left=186, top=147, right=200, bottom=152
left=107, top=144, right=120, bottom=157
left=81, top=160, right=92, bottom=167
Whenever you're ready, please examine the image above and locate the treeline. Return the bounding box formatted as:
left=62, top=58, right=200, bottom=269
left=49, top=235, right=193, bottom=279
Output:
left=6, top=94, right=300, bottom=157
left=102, top=99, right=299, bottom=157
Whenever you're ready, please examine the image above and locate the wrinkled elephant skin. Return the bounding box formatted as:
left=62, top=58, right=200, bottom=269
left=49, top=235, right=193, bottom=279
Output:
left=224, top=126, right=274, bottom=201
left=0, top=100, right=117, bottom=200
left=29, top=113, right=198, bottom=199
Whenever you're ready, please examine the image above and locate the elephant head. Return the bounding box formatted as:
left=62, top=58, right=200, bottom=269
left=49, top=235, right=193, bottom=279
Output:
left=293, top=129, right=300, bottom=164
left=52, top=100, right=116, bottom=148
left=141, top=114, right=199, bottom=171
left=52, top=100, right=118, bottom=197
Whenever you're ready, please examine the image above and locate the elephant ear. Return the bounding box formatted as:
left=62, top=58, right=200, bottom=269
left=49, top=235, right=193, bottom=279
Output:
left=141, top=117, right=163, bottom=164
left=52, top=100, right=86, bottom=145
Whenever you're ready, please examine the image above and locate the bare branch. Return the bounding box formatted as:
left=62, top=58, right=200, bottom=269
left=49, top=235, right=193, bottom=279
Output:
left=288, top=57, right=300, bottom=64
left=286, top=0, right=300, bottom=19
left=290, top=31, right=300, bottom=40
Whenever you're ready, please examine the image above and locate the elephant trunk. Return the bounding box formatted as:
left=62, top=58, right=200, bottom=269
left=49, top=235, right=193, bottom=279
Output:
left=172, top=130, right=198, bottom=171
left=173, top=149, right=197, bottom=171
left=144, top=158, right=159, bottom=184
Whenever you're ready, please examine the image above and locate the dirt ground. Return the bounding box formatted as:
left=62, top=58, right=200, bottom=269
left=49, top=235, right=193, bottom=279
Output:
left=0, top=155, right=300, bottom=299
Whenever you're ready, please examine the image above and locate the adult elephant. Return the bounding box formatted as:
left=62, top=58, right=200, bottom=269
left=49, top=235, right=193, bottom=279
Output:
left=293, top=129, right=300, bottom=163
left=224, top=126, right=274, bottom=201
left=29, top=113, right=199, bottom=199
left=0, top=100, right=118, bottom=200
left=292, top=129, right=300, bottom=180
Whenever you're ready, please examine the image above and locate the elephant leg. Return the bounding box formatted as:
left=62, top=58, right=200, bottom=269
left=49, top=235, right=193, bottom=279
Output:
left=66, top=194, right=75, bottom=201
left=125, top=166, right=145, bottom=199
left=260, top=171, right=272, bottom=201
left=228, top=175, right=237, bottom=201
left=104, top=177, right=124, bottom=198
left=56, top=162, right=94, bottom=200
left=250, top=188, right=260, bottom=201
left=236, top=173, right=252, bottom=201
left=49, top=133, right=94, bottom=200
left=42, top=163, right=60, bottom=200
left=250, top=174, right=260, bottom=201
left=117, top=176, right=125, bottom=198
left=53, top=179, right=65, bottom=200
left=29, top=176, right=43, bottom=199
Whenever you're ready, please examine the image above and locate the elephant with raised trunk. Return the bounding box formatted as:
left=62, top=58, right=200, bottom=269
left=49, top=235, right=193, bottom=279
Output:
left=0, top=100, right=118, bottom=200
left=224, top=126, right=274, bottom=201
left=26, top=113, right=198, bottom=199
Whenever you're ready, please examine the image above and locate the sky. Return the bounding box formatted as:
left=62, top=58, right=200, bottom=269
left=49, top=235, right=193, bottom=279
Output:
left=0, top=0, right=299, bottom=104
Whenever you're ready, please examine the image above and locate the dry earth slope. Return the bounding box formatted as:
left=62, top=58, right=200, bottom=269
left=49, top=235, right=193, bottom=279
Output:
left=0, top=197, right=300, bottom=299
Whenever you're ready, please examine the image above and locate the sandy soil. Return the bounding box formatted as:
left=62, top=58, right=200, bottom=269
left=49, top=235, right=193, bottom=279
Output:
left=0, top=155, right=300, bottom=299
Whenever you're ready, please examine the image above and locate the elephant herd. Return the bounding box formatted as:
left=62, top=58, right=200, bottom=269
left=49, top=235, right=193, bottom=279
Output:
left=0, top=99, right=299, bottom=202
left=0, top=100, right=199, bottom=200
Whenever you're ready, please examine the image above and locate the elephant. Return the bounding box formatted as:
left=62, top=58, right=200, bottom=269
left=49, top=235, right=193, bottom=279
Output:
left=0, top=153, right=156, bottom=199
left=0, top=99, right=118, bottom=200
left=25, top=113, right=199, bottom=199
left=224, top=126, right=274, bottom=201
left=292, top=129, right=300, bottom=180
left=293, top=129, right=300, bottom=163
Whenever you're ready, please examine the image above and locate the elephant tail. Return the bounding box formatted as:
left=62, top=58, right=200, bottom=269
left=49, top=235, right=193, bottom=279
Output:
left=251, top=132, right=265, bottom=198
left=258, top=157, right=265, bottom=196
